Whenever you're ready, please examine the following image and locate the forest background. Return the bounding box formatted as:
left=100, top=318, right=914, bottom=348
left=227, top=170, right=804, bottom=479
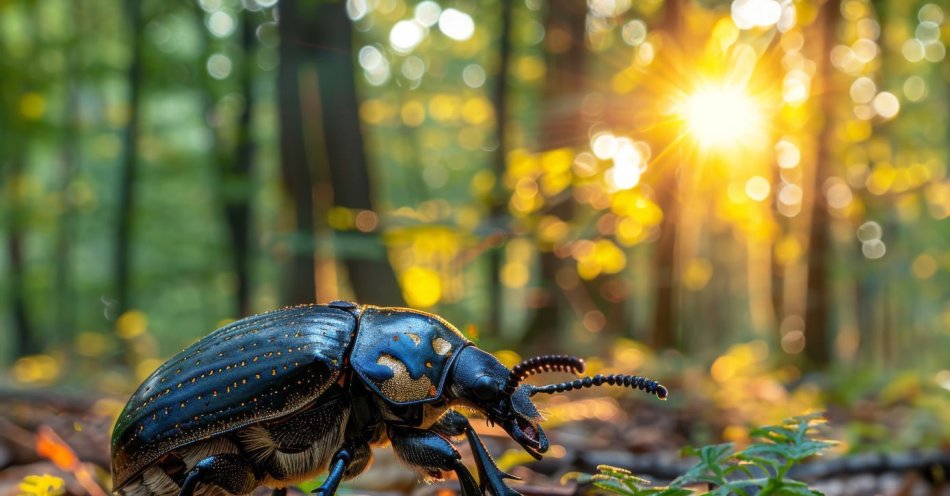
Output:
left=1, top=0, right=949, bottom=473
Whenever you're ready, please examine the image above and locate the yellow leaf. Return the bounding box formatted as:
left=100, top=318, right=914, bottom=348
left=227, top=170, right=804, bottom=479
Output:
left=17, top=474, right=66, bottom=496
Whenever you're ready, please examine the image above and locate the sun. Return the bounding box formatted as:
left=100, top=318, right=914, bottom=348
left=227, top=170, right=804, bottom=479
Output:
left=677, top=84, right=765, bottom=151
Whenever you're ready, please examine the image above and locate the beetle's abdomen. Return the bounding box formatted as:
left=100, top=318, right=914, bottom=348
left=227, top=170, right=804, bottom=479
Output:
left=239, top=393, right=351, bottom=487
left=112, top=304, right=358, bottom=490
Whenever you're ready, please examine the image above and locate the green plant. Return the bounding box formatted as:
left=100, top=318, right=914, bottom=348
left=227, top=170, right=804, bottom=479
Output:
left=566, top=414, right=834, bottom=496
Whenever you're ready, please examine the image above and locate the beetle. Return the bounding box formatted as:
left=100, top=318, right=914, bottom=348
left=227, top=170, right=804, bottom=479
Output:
left=111, top=302, right=668, bottom=496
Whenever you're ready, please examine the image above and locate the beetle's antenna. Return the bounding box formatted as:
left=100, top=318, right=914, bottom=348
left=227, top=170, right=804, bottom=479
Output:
left=527, top=374, right=668, bottom=400
left=505, top=355, right=585, bottom=394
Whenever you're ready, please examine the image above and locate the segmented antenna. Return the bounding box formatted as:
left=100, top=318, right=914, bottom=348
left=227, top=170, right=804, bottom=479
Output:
left=505, top=355, right=586, bottom=394
left=527, top=374, right=668, bottom=400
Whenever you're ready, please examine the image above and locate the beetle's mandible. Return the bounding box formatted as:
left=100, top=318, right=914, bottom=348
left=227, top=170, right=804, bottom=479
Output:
left=111, top=302, right=668, bottom=496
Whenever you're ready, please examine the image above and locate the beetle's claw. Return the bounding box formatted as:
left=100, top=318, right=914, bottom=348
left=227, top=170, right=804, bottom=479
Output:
left=464, top=427, right=522, bottom=496
left=482, top=479, right=522, bottom=496
left=311, top=484, right=336, bottom=496
left=478, top=466, right=522, bottom=496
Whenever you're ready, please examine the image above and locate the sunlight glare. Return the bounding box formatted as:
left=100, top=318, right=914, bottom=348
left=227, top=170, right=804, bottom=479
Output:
left=679, top=85, right=765, bottom=150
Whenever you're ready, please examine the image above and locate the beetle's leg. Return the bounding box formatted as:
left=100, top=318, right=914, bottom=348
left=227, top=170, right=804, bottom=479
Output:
left=388, top=424, right=481, bottom=496
left=177, top=453, right=258, bottom=496
left=430, top=409, right=471, bottom=439
left=433, top=411, right=521, bottom=496
left=310, top=440, right=372, bottom=496
left=309, top=448, right=350, bottom=496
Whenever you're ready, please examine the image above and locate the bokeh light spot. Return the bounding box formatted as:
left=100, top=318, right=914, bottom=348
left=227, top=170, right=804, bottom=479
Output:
left=400, top=267, right=442, bottom=308
left=390, top=20, right=426, bottom=53
left=862, top=239, right=886, bottom=259
left=745, top=176, right=771, bottom=201
left=856, top=221, right=882, bottom=242
left=731, top=0, right=783, bottom=29
left=207, top=11, right=235, bottom=38
left=207, top=53, right=233, bottom=79
left=116, top=310, right=148, bottom=339
left=462, top=64, right=486, bottom=88
left=911, top=254, right=937, bottom=279
left=438, top=8, right=474, bottom=41
left=872, top=91, right=900, bottom=119
left=775, top=139, right=800, bottom=168
left=415, top=1, right=442, bottom=27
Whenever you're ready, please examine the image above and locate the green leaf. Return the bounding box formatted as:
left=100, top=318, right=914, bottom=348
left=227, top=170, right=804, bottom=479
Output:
left=593, top=478, right=639, bottom=496
left=761, top=479, right=825, bottom=496
left=735, top=453, right=781, bottom=473
left=652, top=488, right=695, bottom=496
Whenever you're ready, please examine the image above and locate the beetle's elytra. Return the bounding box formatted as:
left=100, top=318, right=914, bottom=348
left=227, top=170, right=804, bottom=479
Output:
left=111, top=302, right=668, bottom=496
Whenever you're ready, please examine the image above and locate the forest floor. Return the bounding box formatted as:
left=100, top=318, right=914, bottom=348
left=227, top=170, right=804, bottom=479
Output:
left=0, top=385, right=948, bottom=496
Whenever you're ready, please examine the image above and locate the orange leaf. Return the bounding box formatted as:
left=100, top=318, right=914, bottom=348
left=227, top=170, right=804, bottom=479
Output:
left=35, top=426, right=79, bottom=471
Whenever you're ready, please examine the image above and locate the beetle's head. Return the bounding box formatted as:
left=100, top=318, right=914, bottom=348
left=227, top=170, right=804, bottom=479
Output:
left=449, top=346, right=550, bottom=458
left=450, top=347, right=668, bottom=460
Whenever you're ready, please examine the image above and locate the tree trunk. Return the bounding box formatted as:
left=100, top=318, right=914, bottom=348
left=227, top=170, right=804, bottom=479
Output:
left=310, top=1, right=403, bottom=307
left=523, top=0, right=587, bottom=350
left=6, top=154, right=35, bottom=357
left=116, top=0, right=144, bottom=315
left=650, top=184, right=679, bottom=350
left=277, top=2, right=317, bottom=306
left=802, top=0, right=839, bottom=368
left=486, top=0, right=514, bottom=337
left=224, top=10, right=257, bottom=315
left=54, top=0, right=83, bottom=339
left=649, top=0, right=687, bottom=350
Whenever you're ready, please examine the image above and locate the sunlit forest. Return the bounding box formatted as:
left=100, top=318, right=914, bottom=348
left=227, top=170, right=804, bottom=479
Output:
left=1, top=0, right=948, bottom=494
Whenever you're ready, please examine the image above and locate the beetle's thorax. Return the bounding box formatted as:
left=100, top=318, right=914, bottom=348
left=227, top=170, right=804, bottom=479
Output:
left=349, top=306, right=470, bottom=406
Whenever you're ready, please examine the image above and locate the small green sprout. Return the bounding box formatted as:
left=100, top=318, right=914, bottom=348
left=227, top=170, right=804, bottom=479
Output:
left=564, top=414, right=834, bottom=496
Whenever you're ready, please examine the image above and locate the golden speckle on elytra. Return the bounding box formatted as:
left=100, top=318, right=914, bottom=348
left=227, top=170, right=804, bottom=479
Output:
left=432, top=337, right=452, bottom=356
